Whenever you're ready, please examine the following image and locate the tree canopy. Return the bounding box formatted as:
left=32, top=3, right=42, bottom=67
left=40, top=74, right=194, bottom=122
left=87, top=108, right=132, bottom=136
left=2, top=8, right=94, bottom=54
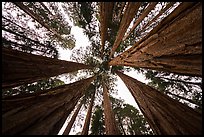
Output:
left=2, top=2, right=202, bottom=135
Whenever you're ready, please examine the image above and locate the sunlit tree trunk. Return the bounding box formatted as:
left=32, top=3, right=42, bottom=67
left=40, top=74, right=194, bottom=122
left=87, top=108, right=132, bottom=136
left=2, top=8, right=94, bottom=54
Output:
left=122, top=2, right=157, bottom=41
left=102, top=82, right=120, bottom=135
left=2, top=76, right=96, bottom=135
left=139, top=2, right=175, bottom=34
left=109, top=3, right=202, bottom=77
left=2, top=47, right=93, bottom=89
left=81, top=90, right=96, bottom=135
left=116, top=71, right=202, bottom=135
left=109, top=2, right=141, bottom=58
left=62, top=99, right=84, bottom=135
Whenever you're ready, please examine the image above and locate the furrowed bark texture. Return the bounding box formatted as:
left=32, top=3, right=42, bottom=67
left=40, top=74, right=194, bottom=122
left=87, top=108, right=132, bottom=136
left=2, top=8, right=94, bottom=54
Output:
left=102, top=82, right=120, bottom=135
left=2, top=76, right=96, bottom=135
left=100, top=2, right=114, bottom=57
left=109, top=3, right=202, bottom=77
left=62, top=99, right=84, bottom=135
left=109, top=2, right=141, bottom=58
left=81, top=90, right=96, bottom=135
left=116, top=71, right=202, bottom=135
left=2, top=47, right=93, bottom=89
left=123, top=2, right=157, bottom=41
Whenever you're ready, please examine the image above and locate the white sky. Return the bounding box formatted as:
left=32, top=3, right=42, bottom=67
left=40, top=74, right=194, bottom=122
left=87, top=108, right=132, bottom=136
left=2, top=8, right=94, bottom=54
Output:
left=54, top=3, right=150, bottom=134
left=57, top=22, right=149, bottom=135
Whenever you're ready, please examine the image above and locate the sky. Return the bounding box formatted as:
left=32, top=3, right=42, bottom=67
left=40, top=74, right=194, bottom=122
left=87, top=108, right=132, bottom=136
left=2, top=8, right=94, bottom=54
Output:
left=3, top=2, right=200, bottom=135
left=53, top=3, right=151, bottom=134
left=56, top=21, right=150, bottom=135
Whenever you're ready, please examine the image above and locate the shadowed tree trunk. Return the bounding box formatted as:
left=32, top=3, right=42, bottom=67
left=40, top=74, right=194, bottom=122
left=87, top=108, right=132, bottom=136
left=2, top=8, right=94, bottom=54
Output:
left=2, top=47, right=93, bottom=89
left=109, top=3, right=202, bottom=77
left=116, top=71, right=202, bottom=135
left=81, top=90, right=96, bottom=135
left=109, top=2, right=141, bottom=58
left=102, top=81, right=120, bottom=135
left=99, top=2, right=114, bottom=57
left=62, top=98, right=84, bottom=135
left=2, top=76, right=96, bottom=135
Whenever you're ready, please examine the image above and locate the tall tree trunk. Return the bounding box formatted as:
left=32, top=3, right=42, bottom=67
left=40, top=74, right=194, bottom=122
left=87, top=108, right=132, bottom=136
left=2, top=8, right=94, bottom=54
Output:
left=165, top=91, right=201, bottom=107
left=13, top=2, right=66, bottom=44
left=99, top=2, right=114, bottom=57
left=122, top=2, right=158, bottom=41
left=40, top=2, right=54, bottom=16
left=2, top=76, right=96, bottom=135
left=116, top=71, right=202, bottom=135
left=102, top=82, right=120, bottom=135
left=2, top=47, right=93, bottom=89
left=81, top=90, right=96, bottom=135
left=139, top=2, right=175, bottom=33
left=109, top=2, right=141, bottom=58
left=109, top=3, right=202, bottom=77
left=62, top=98, right=84, bottom=135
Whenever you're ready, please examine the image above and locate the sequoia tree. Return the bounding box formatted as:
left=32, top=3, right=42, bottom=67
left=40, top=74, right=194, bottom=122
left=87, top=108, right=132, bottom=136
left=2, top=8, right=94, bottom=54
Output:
left=2, top=47, right=93, bottom=89
left=109, top=3, right=202, bottom=77
left=2, top=76, right=96, bottom=135
left=102, top=81, right=120, bottom=135
left=116, top=71, right=202, bottom=135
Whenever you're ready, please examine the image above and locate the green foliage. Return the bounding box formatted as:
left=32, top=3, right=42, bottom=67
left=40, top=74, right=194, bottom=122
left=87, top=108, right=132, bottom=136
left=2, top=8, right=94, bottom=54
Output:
left=2, top=78, right=65, bottom=98
left=145, top=69, right=202, bottom=109
left=89, top=97, right=153, bottom=135
left=90, top=105, right=105, bottom=135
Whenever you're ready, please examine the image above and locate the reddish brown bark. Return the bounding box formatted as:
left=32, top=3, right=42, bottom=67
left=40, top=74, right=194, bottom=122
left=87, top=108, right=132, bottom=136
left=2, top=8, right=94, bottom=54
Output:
left=99, top=2, right=114, bottom=57
left=139, top=2, right=175, bottom=34
left=109, top=2, right=141, bottom=58
left=109, top=3, right=202, bottom=77
left=102, top=82, right=120, bottom=135
left=2, top=47, right=93, bottom=89
left=2, top=76, right=96, bottom=135
left=116, top=71, right=202, bottom=135
left=81, top=90, right=96, bottom=135
left=122, top=2, right=158, bottom=41
left=62, top=99, right=84, bottom=135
